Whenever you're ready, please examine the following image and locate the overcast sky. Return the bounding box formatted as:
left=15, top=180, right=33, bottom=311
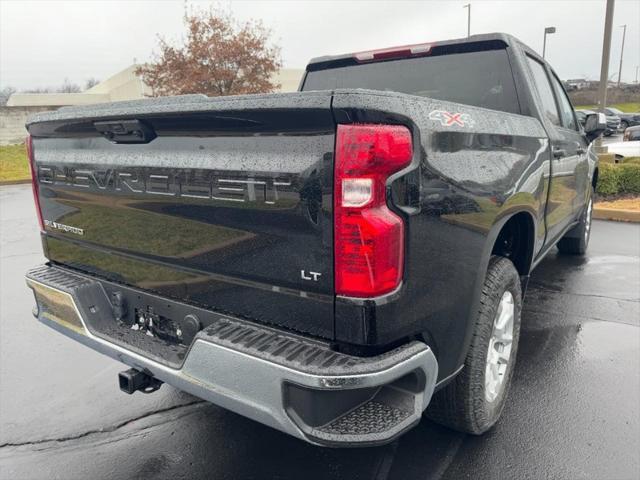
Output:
left=1, top=0, right=639, bottom=90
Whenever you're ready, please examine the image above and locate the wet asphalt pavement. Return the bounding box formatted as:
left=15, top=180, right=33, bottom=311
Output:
left=1, top=183, right=639, bottom=480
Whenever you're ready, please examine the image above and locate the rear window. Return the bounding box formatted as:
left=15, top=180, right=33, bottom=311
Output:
left=302, top=48, right=520, bottom=114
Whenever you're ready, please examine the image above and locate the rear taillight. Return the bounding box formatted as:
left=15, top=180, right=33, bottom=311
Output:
left=26, top=136, right=44, bottom=231
left=334, top=124, right=413, bottom=297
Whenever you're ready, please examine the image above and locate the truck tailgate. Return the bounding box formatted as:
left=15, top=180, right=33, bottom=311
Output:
left=27, top=92, right=336, bottom=338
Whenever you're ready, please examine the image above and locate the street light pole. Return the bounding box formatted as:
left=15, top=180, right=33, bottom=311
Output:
left=597, top=0, right=615, bottom=113
left=463, top=4, right=471, bottom=38
left=617, top=24, right=626, bottom=87
left=636, top=65, right=639, bottom=84
left=542, top=26, right=556, bottom=59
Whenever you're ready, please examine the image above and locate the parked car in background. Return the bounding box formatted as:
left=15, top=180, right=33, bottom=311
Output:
left=605, top=107, right=640, bottom=131
left=623, top=125, right=640, bottom=142
left=576, top=109, right=620, bottom=136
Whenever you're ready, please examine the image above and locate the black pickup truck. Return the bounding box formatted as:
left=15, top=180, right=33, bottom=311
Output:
left=25, top=33, right=606, bottom=447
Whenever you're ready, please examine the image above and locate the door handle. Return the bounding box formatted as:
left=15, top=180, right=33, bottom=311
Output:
left=552, top=147, right=567, bottom=159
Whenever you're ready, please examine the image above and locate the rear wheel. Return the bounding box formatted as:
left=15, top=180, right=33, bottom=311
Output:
left=557, top=189, right=593, bottom=255
left=426, top=256, right=522, bottom=434
left=620, top=120, right=629, bottom=131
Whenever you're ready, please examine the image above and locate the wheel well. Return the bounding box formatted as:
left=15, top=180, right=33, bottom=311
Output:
left=592, top=167, right=599, bottom=190
left=491, top=213, right=535, bottom=276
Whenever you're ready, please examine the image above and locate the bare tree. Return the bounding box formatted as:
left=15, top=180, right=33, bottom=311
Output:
left=23, top=87, right=54, bottom=93
left=84, top=78, right=100, bottom=90
left=57, top=78, right=81, bottom=93
left=136, top=7, right=282, bottom=97
left=0, top=86, right=16, bottom=106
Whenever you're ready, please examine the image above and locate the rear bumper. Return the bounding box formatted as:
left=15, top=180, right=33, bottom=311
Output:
left=26, top=265, right=438, bottom=447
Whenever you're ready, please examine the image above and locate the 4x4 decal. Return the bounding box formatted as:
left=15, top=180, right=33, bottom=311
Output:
left=429, top=110, right=475, bottom=128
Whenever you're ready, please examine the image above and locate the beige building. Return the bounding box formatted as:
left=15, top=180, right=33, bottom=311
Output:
left=6, top=65, right=153, bottom=108
left=273, top=68, right=304, bottom=92
left=1, top=66, right=304, bottom=145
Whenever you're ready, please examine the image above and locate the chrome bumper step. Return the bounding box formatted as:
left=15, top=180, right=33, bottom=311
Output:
left=26, top=264, right=438, bottom=447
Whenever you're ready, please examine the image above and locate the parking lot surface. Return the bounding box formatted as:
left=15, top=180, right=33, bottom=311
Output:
left=1, top=184, right=639, bottom=480
left=602, top=132, right=624, bottom=145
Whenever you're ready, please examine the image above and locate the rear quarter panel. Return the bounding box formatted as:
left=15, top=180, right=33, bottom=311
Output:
left=331, top=90, right=549, bottom=379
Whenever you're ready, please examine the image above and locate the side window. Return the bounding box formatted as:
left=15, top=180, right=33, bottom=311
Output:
left=526, top=56, right=560, bottom=126
left=550, top=73, right=578, bottom=130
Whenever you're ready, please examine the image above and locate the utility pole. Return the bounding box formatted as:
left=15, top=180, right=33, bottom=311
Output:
left=542, top=27, right=556, bottom=59
left=463, top=4, right=471, bottom=38
left=617, top=24, right=626, bottom=87
left=636, top=65, right=639, bottom=84
left=597, top=0, right=615, bottom=113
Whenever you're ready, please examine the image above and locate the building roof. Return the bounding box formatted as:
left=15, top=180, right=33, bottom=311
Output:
left=7, top=66, right=305, bottom=107
left=7, top=65, right=151, bottom=107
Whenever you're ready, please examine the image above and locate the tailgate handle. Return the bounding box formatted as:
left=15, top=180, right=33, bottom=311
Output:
left=95, top=119, right=156, bottom=144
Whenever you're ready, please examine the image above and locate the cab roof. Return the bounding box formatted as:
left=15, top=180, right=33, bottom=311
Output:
left=306, top=32, right=521, bottom=72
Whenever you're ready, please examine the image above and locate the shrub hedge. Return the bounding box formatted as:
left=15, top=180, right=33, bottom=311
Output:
left=618, top=164, right=640, bottom=193
left=596, top=161, right=640, bottom=196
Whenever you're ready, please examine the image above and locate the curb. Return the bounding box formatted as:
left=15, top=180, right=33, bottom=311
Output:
left=593, top=207, right=640, bottom=223
left=0, top=179, right=30, bottom=186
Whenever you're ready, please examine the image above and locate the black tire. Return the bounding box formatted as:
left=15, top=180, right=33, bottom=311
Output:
left=557, top=188, right=593, bottom=255
left=426, top=256, right=522, bottom=435
left=620, top=121, right=628, bottom=131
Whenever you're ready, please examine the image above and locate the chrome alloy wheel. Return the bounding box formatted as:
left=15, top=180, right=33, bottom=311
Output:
left=485, top=291, right=515, bottom=403
left=585, top=196, right=593, bottom=244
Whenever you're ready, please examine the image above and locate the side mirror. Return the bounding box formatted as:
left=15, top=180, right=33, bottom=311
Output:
left=584, top=112, right=607, bottom=142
